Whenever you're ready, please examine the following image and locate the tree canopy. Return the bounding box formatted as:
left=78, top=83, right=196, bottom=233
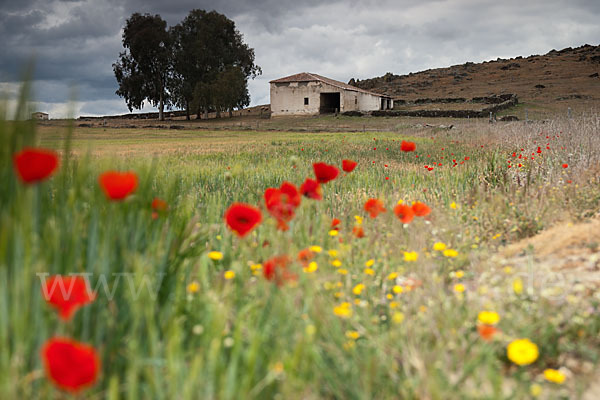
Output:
left=114, top=10, right=260, bottom=120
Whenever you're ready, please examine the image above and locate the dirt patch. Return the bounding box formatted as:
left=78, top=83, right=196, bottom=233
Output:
left=499, top=217, right=600, bottom=287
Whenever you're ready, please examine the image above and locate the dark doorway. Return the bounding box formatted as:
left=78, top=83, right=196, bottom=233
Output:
left=320, top=92, right=340, bottom=114
left=381, top=98, right=386, bottom=110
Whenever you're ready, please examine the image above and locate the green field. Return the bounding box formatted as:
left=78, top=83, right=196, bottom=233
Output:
left=1, top=113, right=600, bottom=399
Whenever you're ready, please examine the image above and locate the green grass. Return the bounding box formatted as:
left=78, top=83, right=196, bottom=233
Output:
left=1, top=100, right=600, bottom=399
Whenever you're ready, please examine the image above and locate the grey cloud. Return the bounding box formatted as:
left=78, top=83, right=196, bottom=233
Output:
left=1, top=0, right=599, bottom=117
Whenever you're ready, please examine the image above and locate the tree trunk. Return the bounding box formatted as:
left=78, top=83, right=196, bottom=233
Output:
left=228, top=108, right=233, bottom=118
left=216, top=108, right=221, bottom=118
left=185, top=100, right=190, bottom=121
left=204, top=108, right=208, bottom=120
left=196, top=105, right=201, bottom=119
left=158, top=91, right=164, bottom=121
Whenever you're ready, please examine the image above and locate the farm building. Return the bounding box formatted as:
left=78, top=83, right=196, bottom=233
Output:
left=31, top=112, right=49, bottom=120
left=270, top=73, right=393, bottom=116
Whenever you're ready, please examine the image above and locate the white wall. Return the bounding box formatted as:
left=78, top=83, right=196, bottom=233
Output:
left=270, top=81, right=386, bottom=116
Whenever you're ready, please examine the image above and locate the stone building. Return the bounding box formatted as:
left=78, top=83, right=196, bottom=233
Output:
left=31, top=112, right=49, bottom=120
left=270, top=72, right=392, bottom=116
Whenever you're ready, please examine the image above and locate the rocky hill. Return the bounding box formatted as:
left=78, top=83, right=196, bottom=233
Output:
left=352, top=44, right=600, bottom=117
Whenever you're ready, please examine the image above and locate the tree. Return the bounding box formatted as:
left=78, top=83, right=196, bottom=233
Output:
left=113, top=13, right=171, bottom=121
left=170, top=10, right=261, bottom=120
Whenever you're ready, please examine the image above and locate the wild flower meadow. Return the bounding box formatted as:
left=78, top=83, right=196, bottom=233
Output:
left=1, top=93, right=600, bottom=398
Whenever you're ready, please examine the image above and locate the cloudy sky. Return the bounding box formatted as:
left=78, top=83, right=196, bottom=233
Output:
left=1, top=0, right=599, bottom=118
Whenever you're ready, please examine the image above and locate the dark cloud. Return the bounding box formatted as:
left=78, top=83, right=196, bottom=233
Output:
left=1, top=0, right=599, bottom=117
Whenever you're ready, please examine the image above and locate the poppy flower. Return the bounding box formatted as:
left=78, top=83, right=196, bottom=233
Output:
left=264, top=182, right=301, bottom=230
left=477, top=324, right=499, bottom=341
left=41, top=276, right=95, bottom=321
left=364, top=198, right=386, bottom=218
left=224, top=202, right=262, bottom=237
left=331, top=218, right=341, bottom=230
left=342, top=159, right=357, bottom=172
left=151, top=198, right=168, bottom=211
left=41, top=337, right=100, bottom=393
left=300, top=178, right=322, bottom=200
left=562, top=163, right=568, bottom=168
left=400, top=141, right=416, bottom=152
left=263, top=255, right=296, bottom=286
left=13, top=147, right=59, bottom=184
left=313, top=162, right=339, bottom=183
left=297, top=248, right=314, bottom=266
left=394, top=204, right=414, bottom=224
left=352, top=226, right=365, bottom=238
left=98, top=171, right=138, bottom=201
left=411, top=201, right=431, bottom=217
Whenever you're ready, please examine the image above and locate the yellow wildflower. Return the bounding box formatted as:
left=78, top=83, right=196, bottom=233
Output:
left=530, top=384, right=542, bottom=397
left=455, top=270, right=464, bottom=278
left=352, top=283, right=365, bottom=295
left=477, top=311, right=500, bottom=325
left=433, top=242, right=446, bottom=251
left=453, top=283, right=465, bottom=293
left=309, top=245, right=322, bottom=253
left=396, top=199, right=403, bottom=205
left=392, top=312, right=405, bottom=324
left=365, top=259, right=375, bottom=267
left=331, top=259, right=342, bottom=267
left=328, top=230, right=339, bottom=237
left=345, top=330, right=360, bottom=340
left=208, top=251, right=223, bottom=260
left=328, top=249, right=338, bottom=257
left=393, top=285, right=403, bottom=294
left=450, top=202, right=457, bottom=209
left=513, top=278, right=524, bottom=295
left=187, top=281, right=200, bottom=293
left=354, top=215, right=363, bottom=225
left=250, top=263, right=262, bottom=271
left=403, top=251, right=418, bottom=262
left=387, top=272, right=398, bottom=280
left=337, top=269, right=348, bottom=275
left=333, top=302, right=353, bottom=318
left=304, top=261, right=318, bottom=273
left=224, top=270, right=235, bottom=280
left=389, top=301, right=399, bottom=309
left=543, top=369, right=566, bottom=384
left=364, top=268, right=375, bottom=276
left=507, top=339, right=539, bottom=366
left=443, top=249, right=458, bottom=258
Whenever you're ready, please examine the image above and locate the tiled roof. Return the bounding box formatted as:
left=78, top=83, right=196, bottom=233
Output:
left=269, top=72, right=390, bottom=97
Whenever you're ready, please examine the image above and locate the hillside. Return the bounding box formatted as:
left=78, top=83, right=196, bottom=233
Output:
left=353, top=44, right=600, bottom=117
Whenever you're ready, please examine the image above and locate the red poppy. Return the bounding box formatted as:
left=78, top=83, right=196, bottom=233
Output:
left=562, top=163, right=568, bottom=168
left=331, top=218, right=341, bottom=230
left=300, top=178, right=323, bottom=200
left=411, top=201, right=431, bottom=217
left=263, top=255, right=296, bottom=286
left=477, top=324, right=499, bottom=341
left=313, top=162, right=339, bottom=183
left=264, top=182, right=301, bottom=231
left=297, top=248, right=314, bottom=266
left=342, top=159, right=357, bottom=172
left=41, top=337, right=100, bottom=393
left=151, top=198, right=168, bottom=211
left=224, top=202, right=262, bottom=237
left=394, top=204, right=414, bottom=224
left=400, top=141, right=416, bottom=152
left=41, top=276, right=95, bottom=321
left=352, top=226, right=365, bottom=238
left=364, top=198, right=386, bottom=218
left=98, top=171, right=138, bottom=201
left=13, top=147, right=59, bottom=184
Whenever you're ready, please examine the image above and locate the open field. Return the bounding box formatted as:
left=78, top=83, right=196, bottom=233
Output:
left=2, top=113, right=600, bottom=399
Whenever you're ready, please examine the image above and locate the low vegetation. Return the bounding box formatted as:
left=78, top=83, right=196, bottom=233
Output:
left=1, top=95, right=600, bottom=398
